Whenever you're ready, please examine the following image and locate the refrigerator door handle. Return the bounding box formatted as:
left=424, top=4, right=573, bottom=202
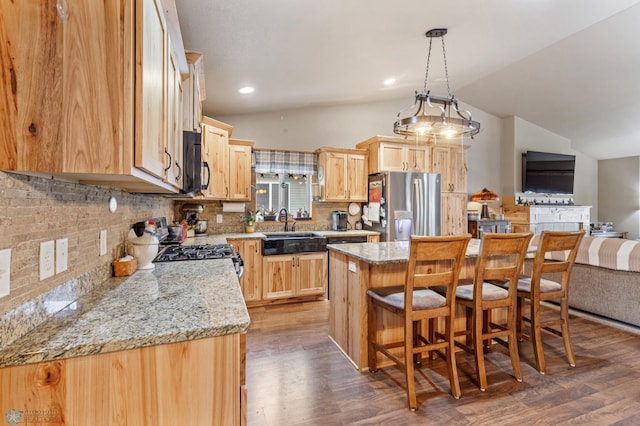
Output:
left=413, top=178, right=424, bottom=235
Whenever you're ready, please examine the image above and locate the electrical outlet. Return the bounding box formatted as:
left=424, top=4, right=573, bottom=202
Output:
left=40, top=241, right=55, bottom=281
left=100, top=230, right=107, bottom=256
left=217, top=214, right=223, bottom=224
left=56, top=238, right=68, bottom=274
left=0, top=248, right=11, bottom=298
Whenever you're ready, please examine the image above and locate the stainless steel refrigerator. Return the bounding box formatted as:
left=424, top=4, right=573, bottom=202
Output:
left=363, top=172, right=441, bottom=241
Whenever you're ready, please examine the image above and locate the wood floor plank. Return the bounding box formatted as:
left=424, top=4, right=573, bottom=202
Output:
left=246, top=300, right=640, bottom=425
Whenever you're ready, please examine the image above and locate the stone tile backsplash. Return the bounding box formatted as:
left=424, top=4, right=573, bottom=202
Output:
left=0, top=171, right=174, bottom=316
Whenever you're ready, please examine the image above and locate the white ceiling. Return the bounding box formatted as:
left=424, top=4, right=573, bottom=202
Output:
left=174, top=0, right=640, bottom=160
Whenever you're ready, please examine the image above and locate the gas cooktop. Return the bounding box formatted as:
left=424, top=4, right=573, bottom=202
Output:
left=154, top=244, right=236, bottom=262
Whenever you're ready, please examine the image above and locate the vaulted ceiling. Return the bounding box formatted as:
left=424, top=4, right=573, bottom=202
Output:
left=175, top=0, right=640, bottom=160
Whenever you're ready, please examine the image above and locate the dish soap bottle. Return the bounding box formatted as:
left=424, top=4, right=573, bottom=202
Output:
left=128, top=221, right=159, bottom=270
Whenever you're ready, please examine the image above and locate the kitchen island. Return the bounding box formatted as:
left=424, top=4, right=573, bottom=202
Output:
left=0, top=257, right=249, bottom=425
left=328, top=239, right=489, bottom=371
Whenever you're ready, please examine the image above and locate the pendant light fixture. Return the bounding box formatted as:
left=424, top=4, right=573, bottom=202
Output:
left=394, top=28, right=480, bottom=140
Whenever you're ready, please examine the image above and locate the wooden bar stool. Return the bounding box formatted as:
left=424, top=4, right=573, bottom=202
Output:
left=514, top=230, right=585, bottom=374
left=454, top=232, right=533, bottom=391
left=367, top=234, right=471, bottom=411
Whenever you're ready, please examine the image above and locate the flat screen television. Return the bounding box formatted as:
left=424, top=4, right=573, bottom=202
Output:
left=521, top=150, right=576, bottom=194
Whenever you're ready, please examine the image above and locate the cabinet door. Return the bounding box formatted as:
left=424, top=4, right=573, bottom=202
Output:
left=2, top=0, right=126, bottom=174
left=441, top=193, right=468, bottom=235
left=296, top=252, right=327, bottom=297
left=229, top=239, right=262, bottom=302
left=449, top=146, right=467, bottom=193
left=228, top=144, right=252, bottom=201
left=262, top=255, right=295, bottom=299
left=407, top=147, right=430, bottom=172
left=323, top=152, right=348, bottom=201
left=347, top=154, right=368, bottom=201
left=329, top=252, right=349, bottom=355
left=378, top=144, right=407, bottom=171
left=165, top=45, right=183, bottom=189
left=135, top=0, right=167, bottom=179
left=431, top=146, right=451, bottom=191
left=202, top=123, right=229, bottom=199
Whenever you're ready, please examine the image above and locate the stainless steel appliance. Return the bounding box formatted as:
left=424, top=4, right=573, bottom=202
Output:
left=331, top=211, right=348, bottom=231
left=182, top=130, right=208, bottom=196
left=181, top=204, right=207, bottom=236
left=363, top=172, right=441, bottom=241
left=154, top=244, right=244, bottom=278
left=262, top=233, right=327, bottom=256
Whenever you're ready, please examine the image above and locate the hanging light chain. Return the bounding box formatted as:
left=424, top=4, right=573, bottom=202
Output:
left=441, top=36, right=453, bottom=99
left=422, top=36, right=434, bottom=94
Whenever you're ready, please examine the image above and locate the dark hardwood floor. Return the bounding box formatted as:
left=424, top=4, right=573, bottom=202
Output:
left=246, top=301, right=640, bottom=425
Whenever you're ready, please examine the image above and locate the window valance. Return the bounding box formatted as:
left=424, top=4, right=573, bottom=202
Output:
left=254, top=149, right=317, bottom=175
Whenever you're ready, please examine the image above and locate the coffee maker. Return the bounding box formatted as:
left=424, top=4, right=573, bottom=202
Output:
left=181, top=204, right=207, bottom=236
left=331, top=211, right=348, bottom=231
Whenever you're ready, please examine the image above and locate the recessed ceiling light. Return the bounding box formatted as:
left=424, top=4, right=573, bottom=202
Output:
left=239, top=86, right=255, bottom=94
left=383, top=78, right=396, bottom=86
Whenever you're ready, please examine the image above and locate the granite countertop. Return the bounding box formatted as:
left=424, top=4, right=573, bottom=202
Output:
left=328, top=239, right=482, bottom=264
left=0, top=259, right=249, bottom=369
left=213, top=230, right=379, bottom=240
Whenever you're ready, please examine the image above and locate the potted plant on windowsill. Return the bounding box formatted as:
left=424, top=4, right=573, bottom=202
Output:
left=241, top=210, right=257, bottom=233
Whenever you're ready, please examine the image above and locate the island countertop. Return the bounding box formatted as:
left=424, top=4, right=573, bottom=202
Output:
left=328, top=239, right=482, bottom=264
left=0, top=258, right=249, bottom=369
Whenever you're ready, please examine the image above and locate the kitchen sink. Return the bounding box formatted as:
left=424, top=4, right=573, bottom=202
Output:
left=262, top=233, right=327, bottom=255
left=263, top=232, right=318, bottom=239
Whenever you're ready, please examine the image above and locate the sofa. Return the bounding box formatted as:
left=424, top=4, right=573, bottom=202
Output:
left=565, top=236, right=640, bottom=328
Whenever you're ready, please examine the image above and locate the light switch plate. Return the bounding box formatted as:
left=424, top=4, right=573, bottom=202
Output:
left=56, top=238, right=68, bottom=274
left=217, top=214, right=223, bottom=224
left=348, top=261, right=357, bottom=273
left=40, top=241, right=55, bottom=281
left=99, top=230, right=107, bottom=256
left=0, top=248, right=11, bottom=298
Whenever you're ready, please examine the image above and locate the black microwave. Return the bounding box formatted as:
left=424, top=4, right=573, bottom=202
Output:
left=182, top=131, right=209, bottom=196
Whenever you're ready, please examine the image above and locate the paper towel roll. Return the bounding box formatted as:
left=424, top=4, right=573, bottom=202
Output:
left=222, top=202, right=245, bottom=213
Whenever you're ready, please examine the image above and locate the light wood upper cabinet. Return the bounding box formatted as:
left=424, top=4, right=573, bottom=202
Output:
left=432, top=145, right=467, bottom=193
left=0, top=0, right=188, bottom=193
left=135, top=0, right=167, bottom=180
left=378, top=143, right=429, bottom=172
left=165, top=42, right=183, bottom=190
left=228, top=141, right=253, bottom=201
left=202, top=119, right=229, bottom=199
left=316, top=148, right=368, bottom=202
left=356, top=135, right=430, bottom=173
left=262, top=252, right=327, bottom=300
left=0, top=0, right=126, bottom=174
left=182, top=51, right=205, bottom=132
left=200, top=117, right=253, bottom=201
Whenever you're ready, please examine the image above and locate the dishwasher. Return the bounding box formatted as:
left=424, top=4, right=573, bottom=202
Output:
left=326, top=235, right=369, bottom=299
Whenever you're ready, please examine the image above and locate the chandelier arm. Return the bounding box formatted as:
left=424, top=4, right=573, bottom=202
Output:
left=395, top=92, right=422, bottom=125
left=452, top=101, right=474, bottom=122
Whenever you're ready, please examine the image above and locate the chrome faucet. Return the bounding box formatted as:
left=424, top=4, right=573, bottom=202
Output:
left=279, top=208, right=289, bottom=232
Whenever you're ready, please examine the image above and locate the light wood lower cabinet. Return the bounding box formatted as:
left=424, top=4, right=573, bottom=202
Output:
left=228, top=238, right=262, bottom=303
left=0, top=334, right=243, bottom=425
left=262, top=252, right=328, bottom=300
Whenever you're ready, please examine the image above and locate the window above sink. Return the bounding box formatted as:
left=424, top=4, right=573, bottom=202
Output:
left=254, top=149, right=317, bottom=221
